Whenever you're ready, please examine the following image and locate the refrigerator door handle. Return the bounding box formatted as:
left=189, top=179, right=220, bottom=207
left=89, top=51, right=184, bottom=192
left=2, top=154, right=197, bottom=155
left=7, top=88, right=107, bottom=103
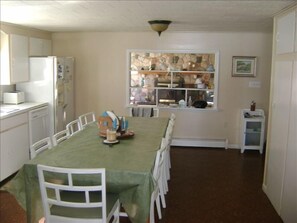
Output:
left=63, top=103, right=68, bottom=127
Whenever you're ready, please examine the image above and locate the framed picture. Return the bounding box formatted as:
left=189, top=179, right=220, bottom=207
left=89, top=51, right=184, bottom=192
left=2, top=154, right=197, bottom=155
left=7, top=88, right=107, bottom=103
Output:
left=232, top=56, right=257, bottom=77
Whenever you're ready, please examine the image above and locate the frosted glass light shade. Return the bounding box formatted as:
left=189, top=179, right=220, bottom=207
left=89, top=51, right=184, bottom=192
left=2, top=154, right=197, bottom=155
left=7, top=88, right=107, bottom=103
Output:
left=148, top=20, right=172, bottom=36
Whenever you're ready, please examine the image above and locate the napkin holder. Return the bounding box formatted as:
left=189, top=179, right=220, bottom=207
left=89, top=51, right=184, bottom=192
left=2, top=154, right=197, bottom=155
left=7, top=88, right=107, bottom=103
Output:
left=98, top=116, right=113, bottom=137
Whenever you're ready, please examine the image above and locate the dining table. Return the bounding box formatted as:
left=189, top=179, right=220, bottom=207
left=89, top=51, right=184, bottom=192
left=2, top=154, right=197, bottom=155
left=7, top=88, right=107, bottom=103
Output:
left=1, top=116, right=169, bottom=223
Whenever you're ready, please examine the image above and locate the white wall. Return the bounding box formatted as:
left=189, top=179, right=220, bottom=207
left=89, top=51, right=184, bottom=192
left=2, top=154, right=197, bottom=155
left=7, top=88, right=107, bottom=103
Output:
left=52, top=31, right=272, bottom=146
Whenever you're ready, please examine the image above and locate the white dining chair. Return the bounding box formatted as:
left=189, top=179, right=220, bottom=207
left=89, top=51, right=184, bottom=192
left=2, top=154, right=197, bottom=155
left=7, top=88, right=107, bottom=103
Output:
left=153, top=108, right=159, bottom=117
left=164, top=115, right=175, bottom=182
left=79, top=112, right=96, bottom=129
left=66, top=119, right=82, bottom=136
left=130, top=107, right=159, bottom=117
left=30, top=137, right=52, bottom=159
left=160, top=137, right=170, bottom=195
left=170, top=113, right=176, bottom=122
left=37, top=165, right=120, bottom=223
left=150, top=148, right=167, bottom=223
left=52, top=129, right=70, bottom=146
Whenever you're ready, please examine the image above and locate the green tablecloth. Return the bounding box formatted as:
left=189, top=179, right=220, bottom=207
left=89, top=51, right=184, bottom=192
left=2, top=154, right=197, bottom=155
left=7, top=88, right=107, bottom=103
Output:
left=2, top=117, right=169, bottom=223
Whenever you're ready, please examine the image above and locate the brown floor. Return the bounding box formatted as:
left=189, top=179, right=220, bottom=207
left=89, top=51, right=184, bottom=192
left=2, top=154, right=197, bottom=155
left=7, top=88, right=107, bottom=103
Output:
left=0, top=147, right=282, bottom=223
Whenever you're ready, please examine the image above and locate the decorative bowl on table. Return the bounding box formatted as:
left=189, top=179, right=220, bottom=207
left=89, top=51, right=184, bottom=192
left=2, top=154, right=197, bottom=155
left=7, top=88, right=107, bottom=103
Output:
left=98, top=111, right=134, bottom=139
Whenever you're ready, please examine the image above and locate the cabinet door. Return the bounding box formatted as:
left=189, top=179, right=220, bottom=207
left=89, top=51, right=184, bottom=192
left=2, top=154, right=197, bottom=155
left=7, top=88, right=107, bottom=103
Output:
left=280, top=61, right=297, bottom=222
left=244, top=121, right=263, bottom=146
left=0, top=123, right=29, bottom=181
left=0, top=31, right=10, bottom=84
left=295, top=9, right=297, bottom=52
left=266, top=61, right=293, bottom=212
left=276, top=10, right=296, bottom=55
left=29, top=37, right=52, bottom=56
left=10, top=34, right=29, bottom=83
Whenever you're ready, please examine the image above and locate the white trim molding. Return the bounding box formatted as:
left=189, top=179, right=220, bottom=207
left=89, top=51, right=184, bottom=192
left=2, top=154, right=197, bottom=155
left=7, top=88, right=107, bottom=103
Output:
left=171, top=138, right=230, bottom=149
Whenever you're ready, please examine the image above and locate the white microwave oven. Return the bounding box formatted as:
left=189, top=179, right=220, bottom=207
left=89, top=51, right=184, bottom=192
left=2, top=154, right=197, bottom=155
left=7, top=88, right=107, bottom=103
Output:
left=3, top=92, right=25, bottom=104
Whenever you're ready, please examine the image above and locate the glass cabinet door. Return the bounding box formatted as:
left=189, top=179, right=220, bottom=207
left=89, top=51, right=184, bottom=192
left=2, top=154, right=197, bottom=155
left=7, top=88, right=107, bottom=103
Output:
left=245, top=121, right=262, bottom=146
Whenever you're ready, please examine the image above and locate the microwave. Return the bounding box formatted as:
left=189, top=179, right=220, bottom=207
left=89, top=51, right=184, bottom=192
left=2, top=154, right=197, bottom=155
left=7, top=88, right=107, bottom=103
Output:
left=3, top=92, right=25, bottom=104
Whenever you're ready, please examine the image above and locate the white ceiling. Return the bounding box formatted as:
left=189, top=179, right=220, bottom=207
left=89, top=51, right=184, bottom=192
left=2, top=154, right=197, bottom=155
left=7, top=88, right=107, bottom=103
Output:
left=0, top=0, right=296, bottom=33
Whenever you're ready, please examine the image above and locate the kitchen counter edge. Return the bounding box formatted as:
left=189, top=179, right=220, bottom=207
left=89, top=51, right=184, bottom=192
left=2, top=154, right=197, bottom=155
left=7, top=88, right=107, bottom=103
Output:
left=0, top=102, right=48, bottom=120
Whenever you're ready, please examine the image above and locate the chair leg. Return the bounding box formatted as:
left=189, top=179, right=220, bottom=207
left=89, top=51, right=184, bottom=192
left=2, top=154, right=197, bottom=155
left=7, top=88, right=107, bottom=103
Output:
left=168, top=147, right=172, bottom=169
left=150, top=192, right=156, bottom=223
left=111, top=200, right=120, bottom=223
left=162, top=166, right=169, bottom=194
left=159, top=186, right=166, bottom=209
left=156, top=194, right=162, bottom=219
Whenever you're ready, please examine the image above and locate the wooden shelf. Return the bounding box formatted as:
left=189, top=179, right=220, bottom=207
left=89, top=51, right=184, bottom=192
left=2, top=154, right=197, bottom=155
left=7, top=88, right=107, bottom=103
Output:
left=136, top=70, right=169, bottom=75
left=134, top=70, right=215, bottom=75
left=130, top=86, right=214, bottom=91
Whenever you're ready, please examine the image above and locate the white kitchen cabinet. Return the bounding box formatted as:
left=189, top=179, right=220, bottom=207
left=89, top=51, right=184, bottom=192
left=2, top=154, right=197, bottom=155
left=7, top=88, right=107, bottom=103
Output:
left=0, top=31, right=29, bottom=84
left=275, top=9, right=296, bottom=54
left=265, top=61, right=292, bottom=212
left=280, top=61, right=297, bottom=223
left=29, top=37, right=52, bottom=56
left=295, top=9, right=297, bottom=53
left=0, top=112, right=29, bottom=181
left=264, top=5, right=297, bottom=223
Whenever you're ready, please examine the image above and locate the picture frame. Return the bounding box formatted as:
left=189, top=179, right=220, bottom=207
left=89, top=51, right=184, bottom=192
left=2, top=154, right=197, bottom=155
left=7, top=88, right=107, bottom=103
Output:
left=232, top=56, right=257, bottom=77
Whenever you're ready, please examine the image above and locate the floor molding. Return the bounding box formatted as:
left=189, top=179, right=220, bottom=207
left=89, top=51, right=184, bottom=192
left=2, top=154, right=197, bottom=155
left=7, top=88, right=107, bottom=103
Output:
left=171, top=138, right=232, bottom=149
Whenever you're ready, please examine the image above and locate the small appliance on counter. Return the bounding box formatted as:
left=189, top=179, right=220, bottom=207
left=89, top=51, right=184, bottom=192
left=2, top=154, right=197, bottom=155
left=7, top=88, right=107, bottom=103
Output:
left=3, top=91, right=25, bottom=104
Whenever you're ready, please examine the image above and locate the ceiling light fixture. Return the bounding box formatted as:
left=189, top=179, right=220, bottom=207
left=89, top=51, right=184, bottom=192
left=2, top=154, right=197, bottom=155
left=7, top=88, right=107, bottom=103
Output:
left=148, top=20, right=172, bottom=36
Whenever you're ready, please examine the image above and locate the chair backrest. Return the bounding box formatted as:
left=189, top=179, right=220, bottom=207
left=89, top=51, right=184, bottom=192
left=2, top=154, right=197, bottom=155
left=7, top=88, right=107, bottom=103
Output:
left=52, top=129, right=70, bottom=146
left=153, top=108, right=159, bottom=117
left=153, top=139, right=167, bottom=181
left=165, top=119, right=174, bottom=143
left=66, top=119, right=82, bottom=136
left=170, top=113, right=176, bottom=122
left=130, top=107, right=159, bottom=117
left=37, top=165, right=108, bottom=223
left=79, top=112, right=96, bottom=129
left=30, top=137, right=52, bottom=159
left=153, top=150, right=162, bottom=182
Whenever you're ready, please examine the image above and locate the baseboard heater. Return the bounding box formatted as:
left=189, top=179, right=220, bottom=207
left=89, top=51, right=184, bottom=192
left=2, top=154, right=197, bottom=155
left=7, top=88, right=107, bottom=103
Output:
left=171, top=138, right=229, bottom=149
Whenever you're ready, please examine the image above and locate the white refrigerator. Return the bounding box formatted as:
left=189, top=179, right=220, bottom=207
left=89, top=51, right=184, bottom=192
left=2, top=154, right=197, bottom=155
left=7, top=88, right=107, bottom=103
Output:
left=17, top=56, right=75, bottom=138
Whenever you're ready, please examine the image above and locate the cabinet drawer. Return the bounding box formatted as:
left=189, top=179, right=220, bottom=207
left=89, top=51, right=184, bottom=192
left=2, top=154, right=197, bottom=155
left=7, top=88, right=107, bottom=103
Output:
left=0, top=112, right=28, bottom=132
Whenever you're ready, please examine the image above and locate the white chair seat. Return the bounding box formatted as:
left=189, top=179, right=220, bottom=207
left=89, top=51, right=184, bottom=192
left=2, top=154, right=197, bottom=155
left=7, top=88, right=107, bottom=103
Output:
left=50, top=191, right=119, bottom=220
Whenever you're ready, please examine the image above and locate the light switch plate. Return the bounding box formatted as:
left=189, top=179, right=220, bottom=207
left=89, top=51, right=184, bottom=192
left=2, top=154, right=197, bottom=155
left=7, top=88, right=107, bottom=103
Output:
left=249, top=81, right=261, bottom=88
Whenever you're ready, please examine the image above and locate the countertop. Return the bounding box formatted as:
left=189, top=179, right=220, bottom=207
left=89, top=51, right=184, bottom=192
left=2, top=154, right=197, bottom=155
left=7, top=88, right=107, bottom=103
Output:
left=0, top=102, right=48, bottom=119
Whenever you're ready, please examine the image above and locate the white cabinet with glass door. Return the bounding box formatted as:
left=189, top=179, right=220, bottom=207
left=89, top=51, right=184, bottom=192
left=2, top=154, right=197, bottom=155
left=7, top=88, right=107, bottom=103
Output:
left=241, top=109, right=265, bottom=154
